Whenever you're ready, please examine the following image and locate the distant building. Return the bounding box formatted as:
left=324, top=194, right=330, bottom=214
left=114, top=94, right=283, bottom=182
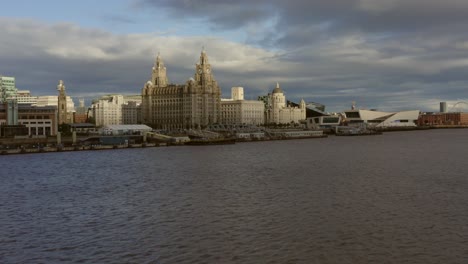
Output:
left=141, top=50, right=222, bottom=130
left=221, top=87, right=264, bottom=125
left=418, top=112, right=468, bottom=126
left=122, top=101, right=141, bottom=124
left=76, top=98, right=87, bottom=114
left=344, top=108, right=420, bottom=127
left=440, top=102, right=447, bottom=113
left=16, top=90, right=38, bottom=104
left=0, top=76, right=17, bottom=103
left=73, top=98, right=88, bottom=123
left=264, top=83, right=306, bottom=125
left=0, top=103, right=58, bottom=136
left=91, top=94, right=125, bottom=126
left=36, top=95, right=75, bottom=112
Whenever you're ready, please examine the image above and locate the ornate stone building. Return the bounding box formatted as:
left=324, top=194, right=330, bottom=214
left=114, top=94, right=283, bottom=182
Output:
left=141, top=50, right=221, bottom=129
left=265, top=83, right=306, bottom=125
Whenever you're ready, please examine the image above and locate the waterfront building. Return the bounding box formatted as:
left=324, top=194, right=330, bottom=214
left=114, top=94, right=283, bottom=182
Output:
left=91, top=94, right=125, bottom=127
left=264, top=83, right=306, bottom=125
left=0, top=103, right=57, bottom=136
left=305, top=115, right=342, bottom=130
left=418, top=112, right=468, bottom=126
left=0, top=76, right=17, bottom=103
left=122, top=101, right=141, bottom=124
left=141, top=50, right=222, bottom=130
left=343, top=108, right=420, bottom=127
left=221, top=87, right=265, bottom=125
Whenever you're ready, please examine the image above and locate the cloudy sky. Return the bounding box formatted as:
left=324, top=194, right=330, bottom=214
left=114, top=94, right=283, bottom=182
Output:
left=1, top=0, right=468, bottom=112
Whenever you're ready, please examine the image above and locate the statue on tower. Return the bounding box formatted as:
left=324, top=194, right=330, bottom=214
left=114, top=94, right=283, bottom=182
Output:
left=57, top=80, right=65, bottom=91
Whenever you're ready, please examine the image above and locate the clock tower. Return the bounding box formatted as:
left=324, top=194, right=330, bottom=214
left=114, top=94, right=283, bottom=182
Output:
left=194, top=49, right=214, bottom=87
left=151, top=52, right=168, bottom=87
left=57, top=80, right=68, bottom=124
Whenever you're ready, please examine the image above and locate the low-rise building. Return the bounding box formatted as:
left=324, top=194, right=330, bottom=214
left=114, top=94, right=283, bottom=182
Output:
left=16, top=90, right=38, bottom=104
left=418, top=112, right=468, bottom=126
left=0, top=103, right=58, bottom=137
left=343, top=108, right=420, bottom=127
left=100, top=124, right=152, bottom=136
left=221, top=87, right=264, bottom=125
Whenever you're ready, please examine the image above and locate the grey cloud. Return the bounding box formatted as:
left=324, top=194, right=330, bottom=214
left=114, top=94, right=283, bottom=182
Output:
left=138, top=0, right=468, bottom=46
left=2, top=15, right=468, bottom=113
left=101, top=14, right=138, bottom=24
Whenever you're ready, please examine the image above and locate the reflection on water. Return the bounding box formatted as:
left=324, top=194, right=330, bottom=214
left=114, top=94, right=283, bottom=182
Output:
left=1, top=129, right=468, bottom=263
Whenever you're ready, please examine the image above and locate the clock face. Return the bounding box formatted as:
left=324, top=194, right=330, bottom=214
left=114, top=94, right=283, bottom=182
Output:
left=198, top=68, right=202, bottom=74
left=206, top=68, right=211, bottom=73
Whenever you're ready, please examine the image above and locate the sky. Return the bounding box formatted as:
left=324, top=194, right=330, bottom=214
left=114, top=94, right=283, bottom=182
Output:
left=1, top=0, right=468, bottom=112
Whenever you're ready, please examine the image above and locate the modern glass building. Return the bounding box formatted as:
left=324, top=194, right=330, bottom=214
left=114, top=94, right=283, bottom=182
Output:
left=0, top=76, right=18, bottom=102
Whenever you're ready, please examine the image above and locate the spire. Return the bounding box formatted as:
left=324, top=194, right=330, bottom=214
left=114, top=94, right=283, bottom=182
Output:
left=272, top=82, right=283, bottom=94
left=154, top=52, right=164, bottom=69
left=200, top=48, right=209, bottom=65
left=300, top=98, right=306, bottom=109
left=151, top=52, right=168, bottom=87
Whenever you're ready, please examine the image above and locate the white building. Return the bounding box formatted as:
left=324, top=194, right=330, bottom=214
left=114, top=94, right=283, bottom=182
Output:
left=344, top=109, right=420, bottom=127
left=91, top=95, right=125, bottom=127
left=221, top=87, right=265, bottom=125
left=36, top=95, right=76, bottom=113
left=16, top=90, right=38, bottom=104
left=265, top=83, right=306, bottom=125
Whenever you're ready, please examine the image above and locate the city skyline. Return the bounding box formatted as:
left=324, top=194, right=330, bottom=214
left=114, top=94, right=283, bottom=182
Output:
left=1, top=0, right=468, bottom=112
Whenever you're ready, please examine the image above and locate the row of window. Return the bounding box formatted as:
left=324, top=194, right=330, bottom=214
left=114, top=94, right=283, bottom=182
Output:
left=20, top=121, right=52, bottom=125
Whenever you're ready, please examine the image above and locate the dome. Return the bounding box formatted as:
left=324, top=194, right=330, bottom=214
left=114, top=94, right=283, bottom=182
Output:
left=272, top=82, right=283, bottom=94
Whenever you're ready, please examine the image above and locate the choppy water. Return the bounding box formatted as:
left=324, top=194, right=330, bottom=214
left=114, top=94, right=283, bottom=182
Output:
left=1, top=129, right=468, bottom=263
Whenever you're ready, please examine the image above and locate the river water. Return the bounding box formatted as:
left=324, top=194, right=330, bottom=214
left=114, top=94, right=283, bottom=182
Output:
left=1, top=129, right=467, bottom=263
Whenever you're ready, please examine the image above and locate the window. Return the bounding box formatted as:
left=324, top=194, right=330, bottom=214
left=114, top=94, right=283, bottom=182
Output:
left=345, top=112, right=360, bottom=118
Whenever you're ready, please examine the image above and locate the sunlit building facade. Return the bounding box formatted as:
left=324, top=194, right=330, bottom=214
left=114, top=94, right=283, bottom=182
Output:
left=141, top=50, right=222, bottom=130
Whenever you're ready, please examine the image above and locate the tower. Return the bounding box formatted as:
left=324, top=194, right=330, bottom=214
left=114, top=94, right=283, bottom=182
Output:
left=193, top=49, right=221, bottom=125
left=300, top=98, right=306, bottom=109
left=232, top=87, right=244, bottom=100
left=152, top=52, right=168, bottom=87
left=195, top=49, right=215, bottom=88
left=57, top=80, right=68, bottom=124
